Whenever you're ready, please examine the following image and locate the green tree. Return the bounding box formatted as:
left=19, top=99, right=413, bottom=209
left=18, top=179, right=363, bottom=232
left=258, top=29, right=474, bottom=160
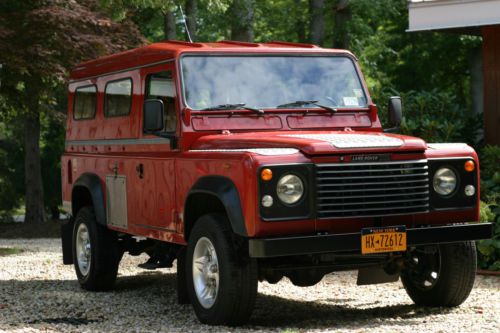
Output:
left=0, top=0, right=144, bottom=223
left=99, top=0, right=228, bottom=42
left=99, top=0, right=179, bottom=40
left=230, top=0, right=256, bottom=41
left=309, top=0, right=325, bottom=45
left=186, top=0, right=198, bottom=41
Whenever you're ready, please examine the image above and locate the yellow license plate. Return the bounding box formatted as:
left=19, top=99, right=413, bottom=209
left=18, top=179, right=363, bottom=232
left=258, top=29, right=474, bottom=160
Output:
left=361, top=226, right=407, bottom=254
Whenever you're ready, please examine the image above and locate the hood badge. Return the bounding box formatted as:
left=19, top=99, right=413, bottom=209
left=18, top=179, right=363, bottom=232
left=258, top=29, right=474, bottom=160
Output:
left=350, top=154, right=391, bottom=163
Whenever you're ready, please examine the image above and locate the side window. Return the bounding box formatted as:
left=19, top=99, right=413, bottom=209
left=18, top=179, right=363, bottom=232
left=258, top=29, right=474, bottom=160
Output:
left=146, top=71, right=176, bottom=132
left=105, top=78, right=132, bottom=117
left=73, top=85, right=97, bottom=120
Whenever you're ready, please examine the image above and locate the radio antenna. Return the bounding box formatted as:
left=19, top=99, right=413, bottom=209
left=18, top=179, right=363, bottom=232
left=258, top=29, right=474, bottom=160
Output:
left=178, top=5, right=193, bottom=43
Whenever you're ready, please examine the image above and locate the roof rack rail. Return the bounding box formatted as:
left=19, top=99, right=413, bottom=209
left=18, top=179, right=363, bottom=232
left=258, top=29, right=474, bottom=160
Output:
left=266, top=41, right=318, bottom=48
left=161, top=40, right=204, bottom=48
left=217, top=40, right=260, bottom=47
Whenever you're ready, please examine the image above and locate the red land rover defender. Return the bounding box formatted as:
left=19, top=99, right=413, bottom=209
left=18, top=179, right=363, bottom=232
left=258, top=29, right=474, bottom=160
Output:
left=61, top=40, right=493, bottom=325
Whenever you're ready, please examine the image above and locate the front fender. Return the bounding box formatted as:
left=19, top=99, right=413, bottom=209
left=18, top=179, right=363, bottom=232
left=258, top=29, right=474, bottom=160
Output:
left=186, top=176, right=247, bottom=236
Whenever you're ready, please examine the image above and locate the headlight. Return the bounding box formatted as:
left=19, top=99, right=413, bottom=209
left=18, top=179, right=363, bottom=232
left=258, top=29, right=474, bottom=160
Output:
left=276, top=174, right=304, bottom=204
left=433, top=167, right=457, bottom=196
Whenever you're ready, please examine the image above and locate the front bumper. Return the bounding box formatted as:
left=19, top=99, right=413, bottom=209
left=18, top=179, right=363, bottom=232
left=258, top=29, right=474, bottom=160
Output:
left=248, top=223, right=493, bottom=258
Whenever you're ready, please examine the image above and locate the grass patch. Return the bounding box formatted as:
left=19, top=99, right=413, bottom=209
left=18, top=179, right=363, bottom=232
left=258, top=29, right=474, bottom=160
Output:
left=0, top=247, right=23, bottom=256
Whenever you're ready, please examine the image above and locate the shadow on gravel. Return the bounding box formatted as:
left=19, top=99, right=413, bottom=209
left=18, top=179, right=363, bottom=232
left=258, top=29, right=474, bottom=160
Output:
left=251, top=295, right=453, bottom=329
left=0, top=272, right=459, bottom=331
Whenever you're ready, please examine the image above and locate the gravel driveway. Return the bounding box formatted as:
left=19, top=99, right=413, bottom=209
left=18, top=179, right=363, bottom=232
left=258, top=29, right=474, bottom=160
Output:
left=0, top=238, right=499, bottom=333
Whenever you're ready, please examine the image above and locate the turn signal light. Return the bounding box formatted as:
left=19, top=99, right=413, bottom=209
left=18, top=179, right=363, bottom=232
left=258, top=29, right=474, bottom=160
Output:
left=261, top=168, right=273, bottom=181
left=464, top=160, right=475, bottom=172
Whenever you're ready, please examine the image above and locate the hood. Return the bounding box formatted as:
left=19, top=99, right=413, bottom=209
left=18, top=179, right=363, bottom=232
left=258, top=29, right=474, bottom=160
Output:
left=191, top=131, right=427, bottom=155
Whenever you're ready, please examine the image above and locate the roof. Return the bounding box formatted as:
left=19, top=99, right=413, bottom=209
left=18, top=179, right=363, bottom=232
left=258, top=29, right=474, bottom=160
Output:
left=408, top=0, right=500, bottom=35
left=70, top=40, right=353, bottom=81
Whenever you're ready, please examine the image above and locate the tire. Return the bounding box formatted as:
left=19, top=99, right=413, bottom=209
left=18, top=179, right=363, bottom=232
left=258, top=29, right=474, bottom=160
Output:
left=72, top=206, right=121, bottom=291
left=401, top=241, right=477, bottom=307
left=186, top=213, right=258, bottom=326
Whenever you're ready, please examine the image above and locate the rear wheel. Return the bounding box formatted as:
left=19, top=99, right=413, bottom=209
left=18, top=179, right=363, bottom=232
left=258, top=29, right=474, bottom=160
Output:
left=186, top=213, right=258, bottom=325
left=401, top=241, right=477, bottom=307
left=72, top=206, right=121, bottom=291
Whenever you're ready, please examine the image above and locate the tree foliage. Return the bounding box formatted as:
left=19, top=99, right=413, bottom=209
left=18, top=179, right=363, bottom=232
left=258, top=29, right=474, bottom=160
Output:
left=0, top=0, right=145, bottom=222
left=0, top=0, right=491, bottom=222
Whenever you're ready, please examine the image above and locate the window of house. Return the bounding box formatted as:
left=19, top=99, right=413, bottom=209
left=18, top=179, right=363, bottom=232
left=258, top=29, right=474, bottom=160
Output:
left=73, top=85, right=97, bottom=120
left=146, top=71, right=176, bottom=132
left=105, top=78, right=132, bottom=117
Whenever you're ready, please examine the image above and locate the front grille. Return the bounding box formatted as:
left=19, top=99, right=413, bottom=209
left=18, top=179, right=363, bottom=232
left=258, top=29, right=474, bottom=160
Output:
left=316, top=160, right=430, bottom=219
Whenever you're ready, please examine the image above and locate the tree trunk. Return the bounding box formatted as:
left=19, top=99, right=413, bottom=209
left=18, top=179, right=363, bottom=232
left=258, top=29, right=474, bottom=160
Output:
left=185, top=0, right=197, bottom=42
left=164, top=10, right=177, bottom=40
left=333, top=0, right=351, bottom=49
left=309, top=0, right=324, bottom=45
left=24, top=82, right=45, bottom=224
left=294, top=0, right=306, bottom=43
left=230, top=0, right=255, bottom=42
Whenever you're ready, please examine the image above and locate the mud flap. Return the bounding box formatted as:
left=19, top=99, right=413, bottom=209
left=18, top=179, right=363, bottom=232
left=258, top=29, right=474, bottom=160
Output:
left=357, top=267, right=400, bottom=285
left=176, top=247, right=190, bottom=304
left=61, top=219, right=74, bottom=265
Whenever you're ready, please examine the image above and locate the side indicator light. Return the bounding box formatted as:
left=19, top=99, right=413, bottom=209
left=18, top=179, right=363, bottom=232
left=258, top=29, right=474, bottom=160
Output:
left=464, top=160, right=475, bottom=172
left=261, top=168, right=273, bottom=181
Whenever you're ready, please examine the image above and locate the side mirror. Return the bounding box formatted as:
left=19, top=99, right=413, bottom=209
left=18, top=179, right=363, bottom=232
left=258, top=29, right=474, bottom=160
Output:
left=385, top=96, right=402, bottom=133
left=143, top=99, right=164, bottom=133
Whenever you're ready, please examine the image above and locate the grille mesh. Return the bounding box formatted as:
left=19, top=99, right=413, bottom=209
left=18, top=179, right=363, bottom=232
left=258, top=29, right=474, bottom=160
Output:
left=316, top=160, right=430, bottom=219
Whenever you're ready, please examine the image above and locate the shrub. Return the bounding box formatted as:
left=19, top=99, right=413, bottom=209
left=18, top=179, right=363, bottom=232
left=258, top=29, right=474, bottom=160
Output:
left=478, top=145, right=500, bottom=205
left=477, top=203, right=500, bottom=271
left=479, top=145, right=500, bottom=178
left=398, top=89, right=482, bottom=145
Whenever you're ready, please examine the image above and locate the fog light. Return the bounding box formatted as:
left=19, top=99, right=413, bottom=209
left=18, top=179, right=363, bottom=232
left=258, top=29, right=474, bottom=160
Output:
left=464, top=185, right=475, bottom=196
left=261, top=195, right=274, bottom=207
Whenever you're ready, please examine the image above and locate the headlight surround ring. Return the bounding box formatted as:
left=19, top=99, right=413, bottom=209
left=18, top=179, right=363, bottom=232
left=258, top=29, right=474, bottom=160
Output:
left=276, top=174, right=304, bottom=205
left=433, top=167, right=458, bottom=196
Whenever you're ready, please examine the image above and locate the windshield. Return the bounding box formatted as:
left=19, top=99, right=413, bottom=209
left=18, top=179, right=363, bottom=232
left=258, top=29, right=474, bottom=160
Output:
left=181, top=55, right=368, bottom=110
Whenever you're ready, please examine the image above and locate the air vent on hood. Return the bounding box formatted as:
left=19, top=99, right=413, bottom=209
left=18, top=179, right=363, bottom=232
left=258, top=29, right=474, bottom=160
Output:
left=284, top=133, right=404, bottom=148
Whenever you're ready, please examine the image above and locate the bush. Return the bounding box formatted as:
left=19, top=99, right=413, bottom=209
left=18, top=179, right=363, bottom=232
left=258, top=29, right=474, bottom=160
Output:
left=398, top=89, right=482, bottom=145
left=477, top=145, right=500, bottom=270
left=477, top=203, right=500, bottom=271
left=478, top=145, right=500, bottom=204
left=479, top=145, right=500, bottom=178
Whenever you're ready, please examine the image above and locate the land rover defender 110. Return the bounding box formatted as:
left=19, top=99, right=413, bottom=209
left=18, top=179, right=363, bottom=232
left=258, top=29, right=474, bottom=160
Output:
left=61, top=40, right=493, bottom=325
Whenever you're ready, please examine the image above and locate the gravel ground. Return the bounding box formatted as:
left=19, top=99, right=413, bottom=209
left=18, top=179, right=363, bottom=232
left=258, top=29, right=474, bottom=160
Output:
left=0, top=238, right=499, bottom=333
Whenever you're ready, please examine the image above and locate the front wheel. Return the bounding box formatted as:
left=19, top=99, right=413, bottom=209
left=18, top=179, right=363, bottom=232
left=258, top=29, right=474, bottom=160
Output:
left=186, top=213, right=258, bottom=326
left=401, top=241, right=477, bottom=307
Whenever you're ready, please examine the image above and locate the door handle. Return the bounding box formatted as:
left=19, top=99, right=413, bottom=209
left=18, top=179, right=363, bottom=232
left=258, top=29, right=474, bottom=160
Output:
left=136, top=163, right=144, bottom=179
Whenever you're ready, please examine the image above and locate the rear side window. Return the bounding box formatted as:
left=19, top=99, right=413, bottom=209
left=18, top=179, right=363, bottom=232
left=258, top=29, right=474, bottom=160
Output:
left=73, top=85, right=97, bottom=120
left=105, top=78, right=132, bottom=117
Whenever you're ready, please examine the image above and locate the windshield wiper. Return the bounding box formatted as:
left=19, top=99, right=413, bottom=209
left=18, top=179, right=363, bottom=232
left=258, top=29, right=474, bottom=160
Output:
left=200, top=103, right=264, bottom=114
left=276, top=100, right=337, bottom=113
